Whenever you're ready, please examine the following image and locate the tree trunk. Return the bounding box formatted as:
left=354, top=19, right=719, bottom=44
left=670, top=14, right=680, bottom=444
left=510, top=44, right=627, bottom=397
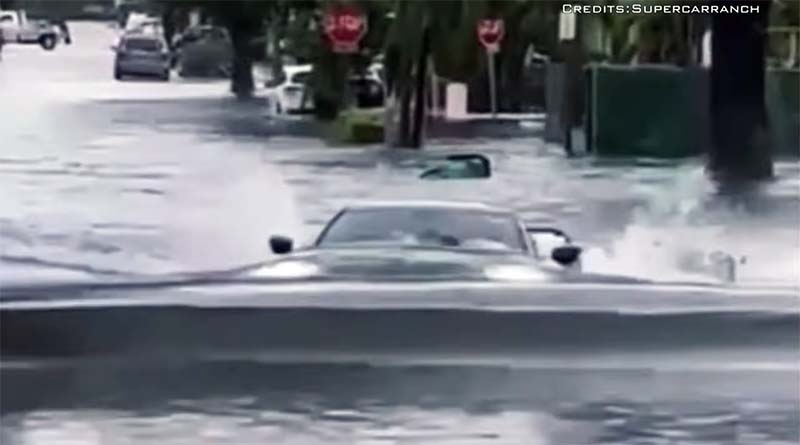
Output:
left=410, top=26, right=431, bottom=148
left=560, top=38, right=586, bottom=156
left=161, top=5, right=176, bottom=50
left=395, top=87, right=413, bottom=146
left=709, top=0, right=772, bottom=182
left=228, top=26, right=254, bottom=100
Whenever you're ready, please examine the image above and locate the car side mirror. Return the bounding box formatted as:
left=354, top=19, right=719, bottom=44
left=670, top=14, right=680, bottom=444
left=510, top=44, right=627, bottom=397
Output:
left=551, top=245, right=582, bottom=266
left=526, top=227, right=573, bottom=259
left=269, top=235, right=293, bottom=254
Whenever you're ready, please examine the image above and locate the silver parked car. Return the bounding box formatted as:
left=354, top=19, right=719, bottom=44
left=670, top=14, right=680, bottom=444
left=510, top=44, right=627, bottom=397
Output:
left=113, top=34, right=170, bottom=81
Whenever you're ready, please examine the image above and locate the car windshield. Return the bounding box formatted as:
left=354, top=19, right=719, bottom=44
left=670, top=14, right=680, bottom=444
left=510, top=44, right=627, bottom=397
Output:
left=318, top=207, right=525, bottom=252
left=124, top=38, right=161, bottom=52
left=290, top=72, right=311, bottom=84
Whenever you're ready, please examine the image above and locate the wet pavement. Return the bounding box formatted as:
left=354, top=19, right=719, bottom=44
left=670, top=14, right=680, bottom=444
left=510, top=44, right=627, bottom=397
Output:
left=1, top=22, right=799, bottom=444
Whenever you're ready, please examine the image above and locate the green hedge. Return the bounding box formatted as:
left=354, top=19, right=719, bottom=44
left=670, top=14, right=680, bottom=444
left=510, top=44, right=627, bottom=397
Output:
left=327, top=109, right=384, bottom=145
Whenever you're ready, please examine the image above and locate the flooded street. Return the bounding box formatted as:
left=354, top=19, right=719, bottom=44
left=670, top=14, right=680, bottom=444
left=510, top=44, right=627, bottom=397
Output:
left=2, top=24, right=799, bottom=284
left=1, top=22, right=799, bottom=444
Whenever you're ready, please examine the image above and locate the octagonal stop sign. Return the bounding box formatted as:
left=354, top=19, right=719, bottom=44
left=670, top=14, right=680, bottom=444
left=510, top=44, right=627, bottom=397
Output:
left=477, top=19, right=505, bottom=53
left=323, top=5, right=368, bottom=54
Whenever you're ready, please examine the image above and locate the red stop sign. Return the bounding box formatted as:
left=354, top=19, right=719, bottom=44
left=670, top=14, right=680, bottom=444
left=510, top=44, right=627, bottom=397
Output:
left=323, top=5, right=368, bottom=54
left=477, top=19, right=504, bottom=52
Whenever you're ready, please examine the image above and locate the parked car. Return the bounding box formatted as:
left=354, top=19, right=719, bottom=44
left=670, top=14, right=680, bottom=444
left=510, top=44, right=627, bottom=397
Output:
left=348, top=73, right=385, bottom=109
left=0, top=10, right=59, bottom=50
left=112, top=34, right=171, bottom=81
left=264, top=64, right=314, bottom=114
left=172, top=25, right=232, bottom=78
left=124, top=12, right=161, bottom=36
left=265, top=64, right=385, bottom=114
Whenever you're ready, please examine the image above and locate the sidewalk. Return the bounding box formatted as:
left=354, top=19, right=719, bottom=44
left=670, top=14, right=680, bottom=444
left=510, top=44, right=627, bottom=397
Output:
left=444, top=112, right=545, bottom=122
left=428, top=112, right=545, bottom=139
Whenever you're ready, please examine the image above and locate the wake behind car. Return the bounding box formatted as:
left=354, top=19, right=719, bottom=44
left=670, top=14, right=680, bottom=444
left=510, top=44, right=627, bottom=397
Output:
left=255, top=201, right=586, bottom=283
left=113, top=34, right=170, bottom=81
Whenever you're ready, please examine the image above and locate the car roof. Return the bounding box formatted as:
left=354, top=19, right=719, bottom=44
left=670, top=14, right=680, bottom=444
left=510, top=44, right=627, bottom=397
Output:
left=283, top=64, right=313, bottom=75
left=345, top=200, right=510, bottom=213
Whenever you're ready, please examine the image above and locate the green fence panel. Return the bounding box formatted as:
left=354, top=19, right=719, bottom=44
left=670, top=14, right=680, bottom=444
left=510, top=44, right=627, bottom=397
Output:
left=589, top=65, right=706, bottom=158
left=766, top=69, right=800, bottom=157
left=587, top=65, right=797, bottom=158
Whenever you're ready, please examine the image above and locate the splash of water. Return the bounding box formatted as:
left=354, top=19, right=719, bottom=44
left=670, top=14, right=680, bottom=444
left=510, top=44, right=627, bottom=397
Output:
left=582, top=165, right=798, bottom=284
left=165, top=144, right=304, bottom=273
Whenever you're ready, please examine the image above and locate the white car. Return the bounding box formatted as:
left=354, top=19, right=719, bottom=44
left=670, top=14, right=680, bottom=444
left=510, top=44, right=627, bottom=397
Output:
left=0, top=10, right=59, bottom=50
left=265, top=64, right=385, bottom=115
left=124, top=13, right=162, bottom=36
left=264, top=64, right=314, bottom=115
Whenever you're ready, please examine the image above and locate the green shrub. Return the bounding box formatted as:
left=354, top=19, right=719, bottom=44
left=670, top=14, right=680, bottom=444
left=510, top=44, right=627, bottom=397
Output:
left=327, top=109, right=384, bottom=145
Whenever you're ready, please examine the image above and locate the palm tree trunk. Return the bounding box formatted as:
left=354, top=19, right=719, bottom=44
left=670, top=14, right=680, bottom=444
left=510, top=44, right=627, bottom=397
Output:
left=228, top=24, right=254, bottom=99
left=398, top=88, right=413, bottom=145
left=709, top=0, right=772, bottom=181
left=161, top=4, right=176, bottom=51
left=410, top=26, right=431, bottom=148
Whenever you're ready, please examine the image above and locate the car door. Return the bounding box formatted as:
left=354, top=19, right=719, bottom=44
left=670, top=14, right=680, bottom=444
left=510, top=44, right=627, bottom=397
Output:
left=20, top=20, right=45, bottom=42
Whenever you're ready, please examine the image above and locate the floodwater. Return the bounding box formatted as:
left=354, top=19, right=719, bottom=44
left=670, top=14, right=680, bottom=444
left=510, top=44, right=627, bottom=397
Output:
left=1, top=22, right=799, bottom=444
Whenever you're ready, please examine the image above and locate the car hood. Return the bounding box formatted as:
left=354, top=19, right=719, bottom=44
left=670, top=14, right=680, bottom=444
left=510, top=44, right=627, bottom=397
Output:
left=255, top=247, right=551, bottom=282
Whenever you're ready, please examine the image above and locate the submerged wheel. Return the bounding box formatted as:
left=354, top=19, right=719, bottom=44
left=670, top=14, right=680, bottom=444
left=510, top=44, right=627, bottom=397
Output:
left=39, top=35, right=56, bottom=50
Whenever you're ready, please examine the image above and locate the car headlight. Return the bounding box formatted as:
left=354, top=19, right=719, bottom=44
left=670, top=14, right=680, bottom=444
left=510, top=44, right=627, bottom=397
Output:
left=251, top=261, right=320, bottom=279
left=483, top=264, right=547, bottom=282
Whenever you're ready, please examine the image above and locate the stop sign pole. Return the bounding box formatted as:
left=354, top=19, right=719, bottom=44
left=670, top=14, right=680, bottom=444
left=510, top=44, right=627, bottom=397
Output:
left=477, top=19, right=504, bottom=118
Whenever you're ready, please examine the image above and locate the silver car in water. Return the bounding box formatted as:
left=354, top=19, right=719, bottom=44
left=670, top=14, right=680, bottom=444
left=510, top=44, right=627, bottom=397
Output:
left=260, top=201, right=588, bottom=282
left=113, top=34, right=170, bottom=81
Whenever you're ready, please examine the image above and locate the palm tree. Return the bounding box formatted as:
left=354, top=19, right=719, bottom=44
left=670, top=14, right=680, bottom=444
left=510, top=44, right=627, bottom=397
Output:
left=710, top=0, right=773, bottom=181
left=381, top=0, right=426, bottom=147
